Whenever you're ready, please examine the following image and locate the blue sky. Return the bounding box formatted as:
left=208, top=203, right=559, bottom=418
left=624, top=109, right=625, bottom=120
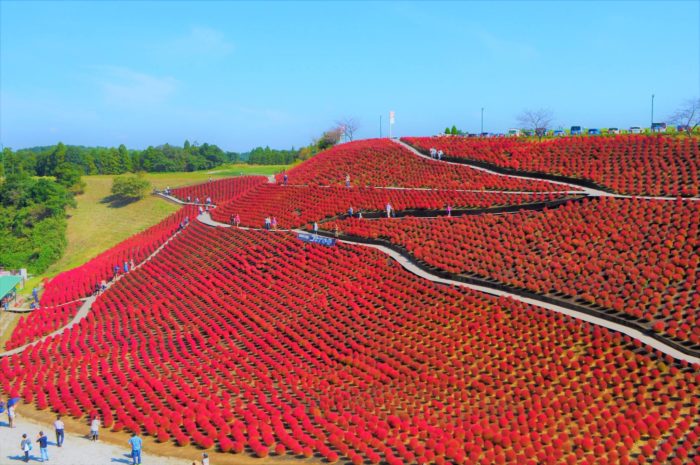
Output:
left=1, top=1, right=698, bottom=151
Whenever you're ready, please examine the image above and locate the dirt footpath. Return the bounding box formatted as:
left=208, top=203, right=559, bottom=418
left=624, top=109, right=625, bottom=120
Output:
left=0, top=415, right=191, bottom=465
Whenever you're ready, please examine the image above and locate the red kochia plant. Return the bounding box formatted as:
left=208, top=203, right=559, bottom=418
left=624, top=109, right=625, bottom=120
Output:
left=404, top=135, right=700, bottom=197
left=170, top=176, right=267, bottom=205
left=0, top=218, right=696, bottom=464
left=279, top=138, right=568, bottom=191
left=337, top=196, right=700, bottom=344
left=212, top=183, right=571, bottom=229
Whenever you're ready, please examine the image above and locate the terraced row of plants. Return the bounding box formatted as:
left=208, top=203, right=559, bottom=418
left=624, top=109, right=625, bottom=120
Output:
left=403, top=135, right=700, bottom=197
left=2, top=223, right=698, bottom=465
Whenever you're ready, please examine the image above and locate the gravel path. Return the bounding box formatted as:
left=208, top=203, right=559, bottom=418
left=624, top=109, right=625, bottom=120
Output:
left=0, top=416, right=191, bottom=465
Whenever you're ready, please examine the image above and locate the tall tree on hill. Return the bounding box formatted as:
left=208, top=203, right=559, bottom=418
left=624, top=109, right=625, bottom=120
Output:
left=516, top=109, right=554, bottom=140
left=336, top=117, right=360, bottom=142
left=668, top=98, right=700, bottom=135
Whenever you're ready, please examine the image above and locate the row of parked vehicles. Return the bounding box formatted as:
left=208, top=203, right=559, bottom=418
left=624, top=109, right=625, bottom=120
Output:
left=502, top=123, right=688, bottom=138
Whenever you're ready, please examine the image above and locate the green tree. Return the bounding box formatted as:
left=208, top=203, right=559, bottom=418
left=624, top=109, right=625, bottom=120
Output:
left=54, top=163, right=86, bottom=194
left=451, top=125, right=458, bottom=135
left=117, top=144, right=132, bottom=173
left=111, top=174, right=151, bottom=200
left=45, top=142, right=67, bottom=175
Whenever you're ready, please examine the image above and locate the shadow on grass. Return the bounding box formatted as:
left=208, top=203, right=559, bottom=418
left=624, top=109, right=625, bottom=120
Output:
left=100, top=195, right=140, bottom=208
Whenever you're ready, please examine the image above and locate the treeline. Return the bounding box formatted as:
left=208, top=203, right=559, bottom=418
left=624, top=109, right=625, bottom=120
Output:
left=0, top=172, right=76, bottom=273
left=1, top=141, right=235, bottom=176
left=1, top=129, right=351, bottom=175
left=245, top=146, right=300, bottom=165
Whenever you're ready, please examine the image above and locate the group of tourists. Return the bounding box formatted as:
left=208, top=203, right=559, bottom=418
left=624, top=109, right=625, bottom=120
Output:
left=347, top=206, right=363, bottom=219
left=429, top=147, right=444, bottom=160
left=264, top=216, right=278, bottom=230
left=113, top=259, right=136, bottom=279
left=229, top=214, right=241, bottom=227
left=178, top=216, right=191, bottom=231
left=94, top=279, right=108, bottom=296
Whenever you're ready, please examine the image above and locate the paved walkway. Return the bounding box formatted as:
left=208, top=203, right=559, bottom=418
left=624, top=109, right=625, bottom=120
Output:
left=322, top=234, right=700, bottom=365
left=0, top=415, right=191, bottom=465
left=393, top=139, right=700, bottom=201
left=0, top=225, right=187, bottom=358
left=193, top=210, right=700, bottom=364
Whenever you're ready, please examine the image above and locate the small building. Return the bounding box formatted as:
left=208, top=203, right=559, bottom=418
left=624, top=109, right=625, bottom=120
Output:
left=0, top=275, right=22, bottom=309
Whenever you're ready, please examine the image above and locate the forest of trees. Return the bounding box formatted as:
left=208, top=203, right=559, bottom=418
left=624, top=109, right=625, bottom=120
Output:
left=0, top=172, right=76, bottom=273
left=1, top=141, right=235, bottom=177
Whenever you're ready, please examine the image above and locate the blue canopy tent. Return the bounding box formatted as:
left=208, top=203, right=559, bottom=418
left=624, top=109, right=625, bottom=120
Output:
left=0, top=275, right=22, bottom=308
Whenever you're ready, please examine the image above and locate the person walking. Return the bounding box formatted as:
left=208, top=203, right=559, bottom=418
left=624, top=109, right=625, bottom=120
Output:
left=271, top=217, right=278, bottom=230
left=348, top=206, right=354, bottom=217
left=283, top=173, right=288, bottom=186
left=36, top=431, right=49, bottom=462
left=128, top=432, right=143, bottom=465
left=202, top=452, right=210, bottom=465
left=90, top=415, right=100, bottom=441
left=8, top=403, right=16, bottom=428
left=345, top=173, right=351, bottom=188
left=54, top=415, right=65, bottom=447
left=437, top=150, right=443, bottom=160
left=234, top=214, right=240, bottom=228
left=313, top=222, right=319, bottom=235
left=20, top=433, right=31, bottom=462
left=386, top=202, right=392, bottom=218
left=447, top=205, right=452, bottom=217
left=123, top=261, right=129, bottom=274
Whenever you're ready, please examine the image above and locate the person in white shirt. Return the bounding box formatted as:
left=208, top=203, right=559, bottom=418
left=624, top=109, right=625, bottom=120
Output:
left=8, top=404, right=16, bottom=428
left=90, top=416, right=100, bottom=441
left=55, top=415, right=65, bottom=447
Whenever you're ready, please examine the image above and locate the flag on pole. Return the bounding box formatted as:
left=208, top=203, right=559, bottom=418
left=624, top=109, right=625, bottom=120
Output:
left=389, top=111, right=395, bottom=125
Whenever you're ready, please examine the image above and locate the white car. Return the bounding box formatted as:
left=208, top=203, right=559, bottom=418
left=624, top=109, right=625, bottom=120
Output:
left=629, top=126, right=642, bottom=134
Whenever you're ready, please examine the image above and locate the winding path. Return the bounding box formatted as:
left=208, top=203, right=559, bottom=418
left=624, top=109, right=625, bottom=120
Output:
left=3, top=148, right=698, bottom=363
left=0, top=224, right=188, bottom=358
left=190, top=210, right=700, bottom=364
left=393, top=138, right=700, bottom=201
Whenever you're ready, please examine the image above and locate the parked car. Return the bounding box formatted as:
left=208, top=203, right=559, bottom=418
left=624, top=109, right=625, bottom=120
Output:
left=629, top=126, right=642, bottom=134
left=553, top=129, right=565, bottom=137
left=507, top=128, right=521, bottom=137
left=607, top=128, right=620, bottom=134
left=570, top=126, right=583, bottom=135
left=587, top=128, right=600, bottom=135
left=677, top=125, right=690, bottom=132
left=651, top=122, right=667, bottom=133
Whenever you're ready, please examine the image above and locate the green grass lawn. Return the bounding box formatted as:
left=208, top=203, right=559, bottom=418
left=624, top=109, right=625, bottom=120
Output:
left=21, top=165, right=288, bottom=294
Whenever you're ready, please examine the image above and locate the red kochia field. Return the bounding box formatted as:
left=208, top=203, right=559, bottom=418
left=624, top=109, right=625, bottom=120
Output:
left=2, top=135, right=700, bottom=465
left=279, top=139, right=572, bottom=192
left=1, top=224, right=699, bottom=465
left=404, top=135, right=700, bottom=196
left=333, top=197, right=700, bottom=347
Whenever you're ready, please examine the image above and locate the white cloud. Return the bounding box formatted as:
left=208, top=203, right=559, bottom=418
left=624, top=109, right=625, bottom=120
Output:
left=97, top=66, right=178, bottom=106
left=167, top=27, right=234, bottom=59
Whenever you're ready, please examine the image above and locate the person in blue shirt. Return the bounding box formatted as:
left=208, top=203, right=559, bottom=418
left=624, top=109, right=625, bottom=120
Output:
left=123, top=261, right=129, bottom=274
left=128, top=433, right=143, bottom=465
left=36, top=431, right=48, bottom=462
